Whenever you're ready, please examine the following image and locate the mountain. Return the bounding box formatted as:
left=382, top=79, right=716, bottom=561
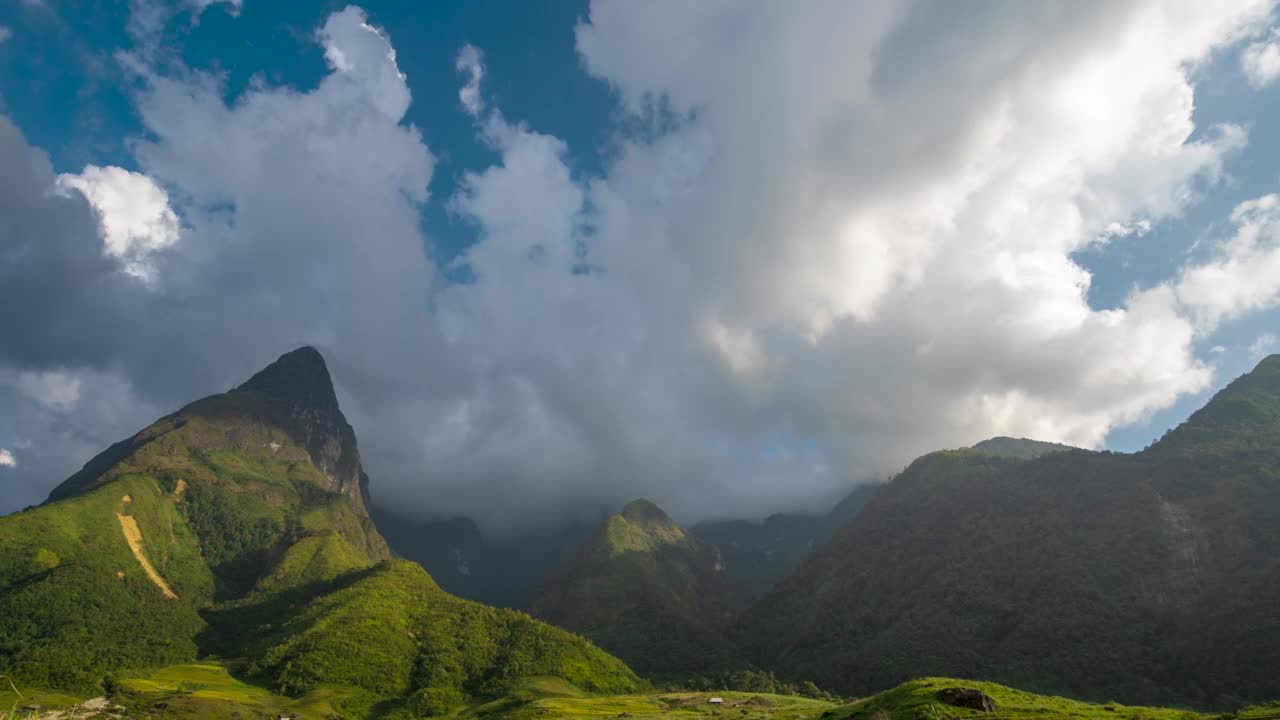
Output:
left=0, top=347, right=640, bottom=712
left=530, top=499, right=749, bottom=679
left=969, top=436, right=1074, bottom=460
left=735, top=355, right=1280, bottom=709
left=372, top=509, right=595, bottom=608
left=691, top=484, right=880, bottom=595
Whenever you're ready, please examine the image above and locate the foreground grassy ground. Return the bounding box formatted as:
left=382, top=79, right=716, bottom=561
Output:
left=4, top=669, right=1278, bottom=720
left=457, top=676, right=834, bottom=720
left=0, top=666, right=832, bottom=720
left=824, top=678, right=1229, bottom=720
left=1, top=664, right=376, bottom=720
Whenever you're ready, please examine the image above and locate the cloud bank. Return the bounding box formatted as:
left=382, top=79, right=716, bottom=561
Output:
left=4, top=1, right=1280, bottom=532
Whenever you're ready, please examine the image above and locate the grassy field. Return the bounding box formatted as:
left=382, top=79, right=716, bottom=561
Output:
left=5, top=668, right=1277, bottom=720
left=823, top=678, right=1210, bottom=720
left=114, top=663, right=376, bottom=720
left=3, top=667, right=835, bottom=720
left=0, top=675, right=83, bottom=719
left=457, top=677, right=836, bottom=720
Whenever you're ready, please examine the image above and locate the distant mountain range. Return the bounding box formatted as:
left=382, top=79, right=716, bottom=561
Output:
left=371, top=509, right=595, bottom=608
left=690, top=484, right=879, bottom=595
left=371, top=485, right=883, bottom=608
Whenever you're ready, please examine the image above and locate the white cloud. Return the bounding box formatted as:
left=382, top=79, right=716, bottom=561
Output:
left=562, top=0, right=1266, bottom=464
left=0, top=449, right=15, bottom=468
left=1242, top=29, right=1280, bottom=87
left=1175, top=193, right=1280, bottom=327
left=6, top=2, right=1280, bottom=531
left=318, top=6, right=409, bottom=120
left=456, top=44, right=485, bottom=116
left=56, top=165, right=179, bottom=280
left=0, top=26, right=12, bottom=44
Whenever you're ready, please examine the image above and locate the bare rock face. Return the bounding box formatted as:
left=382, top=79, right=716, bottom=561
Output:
left=936, top=688, right=998, bottom=713
left=235, top=346, right=371, bottom=511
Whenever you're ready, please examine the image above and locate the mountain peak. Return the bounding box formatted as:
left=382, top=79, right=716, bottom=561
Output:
left=620, top=498, right=669, bottom=523
left=237, top=346, right=338, bottom=412
left=1148, top=353, right=1280, bottom=454
left=46, top=345, right=377, bottom=516
left=1255, top=353, right=1280, bottom=374
left=604, top=499, right=687, bottom=556
left=529, top=499, right=745, bottom=678
left=970, top=436, right=1073, bottom=460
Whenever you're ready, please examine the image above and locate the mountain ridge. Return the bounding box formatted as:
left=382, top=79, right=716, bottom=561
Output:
left=734, top=354, right=1280, bottom=708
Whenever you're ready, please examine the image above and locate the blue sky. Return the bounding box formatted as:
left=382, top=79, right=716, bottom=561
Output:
left=0, top=0, right=615, bottom=266
left=2, top=1, right=1280, bottom=529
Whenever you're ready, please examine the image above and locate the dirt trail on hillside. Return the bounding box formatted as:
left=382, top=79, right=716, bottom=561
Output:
left=115, top=511, right=178, bottom=599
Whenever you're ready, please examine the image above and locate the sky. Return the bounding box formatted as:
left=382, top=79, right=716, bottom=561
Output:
left=3, top=0, right=1280, bottom=535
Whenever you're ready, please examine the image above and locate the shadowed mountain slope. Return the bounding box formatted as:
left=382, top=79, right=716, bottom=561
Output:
left=530, top=499, right=748, bottom=679
left=736, top=356, right=1280, bottom=709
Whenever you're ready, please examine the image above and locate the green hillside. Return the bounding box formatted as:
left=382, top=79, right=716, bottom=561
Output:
left=736, top=355, right=1280, bottom=708
left=0, top=347, right=642, bottom=715
left=530, top=499, right=748, bottom=679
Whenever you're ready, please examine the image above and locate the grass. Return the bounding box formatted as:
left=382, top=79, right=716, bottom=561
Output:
left=456, top=679, right=837, bottom=720
left=4, top=670, right=1275, bottom=720
left=0, top=675, right=82, bottom=719
left=114, top=663, right=368, bottom=720
left=823, top=678, right=1210, bottom=720
left=5, top=665, right=834, bottom=720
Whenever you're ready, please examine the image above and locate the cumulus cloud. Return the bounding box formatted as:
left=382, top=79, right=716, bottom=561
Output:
left=0, top=450, right=15, bottom=468
left=1176, top=194, right=1280, bottom=326
left=56, top=166, right=180, bottom=280
left=318, top=6, right=410, bottom=120
left=1242, top=29, right=1280, bottom=87
left=0, top=116, right=140, bottom=371
left=5, top=1, right=1280, bottom=533
left=563, top=1, right=1267, bottom=460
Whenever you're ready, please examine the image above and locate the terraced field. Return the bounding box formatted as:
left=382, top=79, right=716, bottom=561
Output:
left=6, top=669, right=1276, bottom=720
